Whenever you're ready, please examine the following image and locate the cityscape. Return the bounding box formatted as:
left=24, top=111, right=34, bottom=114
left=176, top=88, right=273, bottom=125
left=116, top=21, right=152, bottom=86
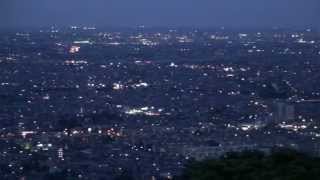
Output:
left=0, top=26, right=320, bottom=179
left=1, top=0, right=320, bottom=179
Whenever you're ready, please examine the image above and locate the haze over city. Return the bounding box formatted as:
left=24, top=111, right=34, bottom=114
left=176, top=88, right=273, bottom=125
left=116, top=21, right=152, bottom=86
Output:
left=1, top=0, right=319, bottom=28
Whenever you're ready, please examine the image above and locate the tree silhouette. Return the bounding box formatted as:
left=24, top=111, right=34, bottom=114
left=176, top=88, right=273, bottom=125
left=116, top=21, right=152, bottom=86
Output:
left=180, top=149, right=320, bottom=180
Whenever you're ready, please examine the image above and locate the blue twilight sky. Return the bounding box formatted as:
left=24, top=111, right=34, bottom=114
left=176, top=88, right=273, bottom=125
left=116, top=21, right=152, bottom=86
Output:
left=0, top=0, right=319, bottom=29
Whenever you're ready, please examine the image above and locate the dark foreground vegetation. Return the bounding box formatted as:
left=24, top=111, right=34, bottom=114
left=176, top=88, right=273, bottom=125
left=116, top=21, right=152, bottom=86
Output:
left=179, top=149, right=320, bottom=180
left=2, top=148, right=320, bottom=180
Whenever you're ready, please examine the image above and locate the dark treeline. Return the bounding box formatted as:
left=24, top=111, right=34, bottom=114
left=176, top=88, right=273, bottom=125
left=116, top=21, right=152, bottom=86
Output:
left=177, top=148, right=320, bottom=180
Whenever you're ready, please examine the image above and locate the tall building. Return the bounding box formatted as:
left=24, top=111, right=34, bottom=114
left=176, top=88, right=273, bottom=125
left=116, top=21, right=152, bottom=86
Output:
left=58, top=148, right=64, bottom=160
left=272, top=101, right=295, bottom=123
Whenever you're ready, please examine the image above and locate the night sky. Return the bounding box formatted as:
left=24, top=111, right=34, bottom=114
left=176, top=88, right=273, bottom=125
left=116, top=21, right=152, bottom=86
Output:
left=0, top=0, right=319, bottom=29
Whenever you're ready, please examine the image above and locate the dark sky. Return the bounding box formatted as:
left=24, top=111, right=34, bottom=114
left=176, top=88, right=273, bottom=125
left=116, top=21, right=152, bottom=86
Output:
left=0, top=0, right=319, bottom=29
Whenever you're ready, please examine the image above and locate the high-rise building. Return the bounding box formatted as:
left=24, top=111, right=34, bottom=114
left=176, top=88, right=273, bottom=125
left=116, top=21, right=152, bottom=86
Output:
left=272, top=101, right=295, bottom=123
left=58, top=148, right=64, bottom=160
